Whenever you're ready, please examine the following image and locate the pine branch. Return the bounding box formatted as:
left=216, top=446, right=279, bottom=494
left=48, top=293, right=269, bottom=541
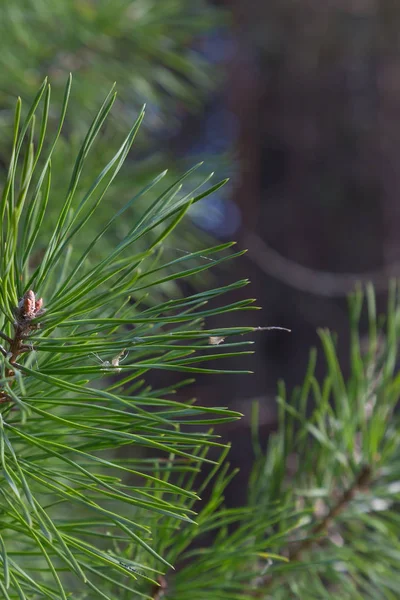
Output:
left=251, top=460, right=374, bottom=597
left=0, top=290, right=43, bottom=401
left=0, top=77, right=266, bottom=597
left=289, top=464, right=372, bottom=562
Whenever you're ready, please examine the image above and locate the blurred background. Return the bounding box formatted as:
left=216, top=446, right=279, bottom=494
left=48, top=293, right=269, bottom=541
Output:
left=3, top=0, right=400, bottom=506
left=175, top=0, right=400, bottom=506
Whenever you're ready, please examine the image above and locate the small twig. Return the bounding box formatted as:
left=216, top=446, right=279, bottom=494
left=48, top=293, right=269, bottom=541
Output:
left=252, top=326, right=291, bottom=333
left=0, top=331, right=13, bottom=344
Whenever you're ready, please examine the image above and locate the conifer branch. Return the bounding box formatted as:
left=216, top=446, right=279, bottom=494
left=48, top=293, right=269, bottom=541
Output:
left=289, top=464, right=372, bottom=562
left=252, top=465, right=373, bottom=598
left=0, top=290, right=43, bottom=400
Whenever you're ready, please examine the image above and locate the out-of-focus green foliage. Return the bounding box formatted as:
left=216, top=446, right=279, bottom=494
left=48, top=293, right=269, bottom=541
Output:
left=0, top=0, right=224, bottom=265
left=0, top=0, right=218, bottom=138
left=248, top=283, right=400, bottom=599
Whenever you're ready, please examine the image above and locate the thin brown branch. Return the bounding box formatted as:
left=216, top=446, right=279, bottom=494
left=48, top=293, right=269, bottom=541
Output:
left=289, top=465, right=372, bottom=562
left=252, top=465, right=372, bottom=598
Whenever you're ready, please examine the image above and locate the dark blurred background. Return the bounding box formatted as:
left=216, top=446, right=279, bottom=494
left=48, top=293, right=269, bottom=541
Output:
left=172, top=0, right=400, bottom=506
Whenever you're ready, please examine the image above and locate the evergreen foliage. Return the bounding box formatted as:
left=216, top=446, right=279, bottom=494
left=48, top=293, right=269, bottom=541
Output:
left=249, top=284, right=400, bottom=599
left=0, top=78, right=256, bottom=599
left=1, top=79, right=399, bottom=600
left=0, top=0, right=217, bottom=137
